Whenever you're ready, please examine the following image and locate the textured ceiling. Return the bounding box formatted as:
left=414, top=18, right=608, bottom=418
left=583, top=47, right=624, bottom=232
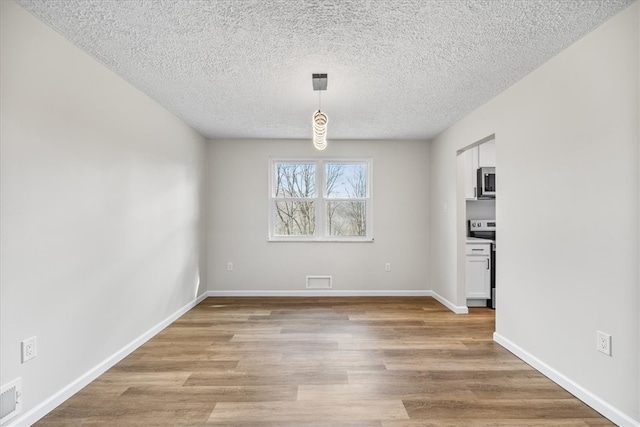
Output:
left=15, top=0, right=636, bottom=140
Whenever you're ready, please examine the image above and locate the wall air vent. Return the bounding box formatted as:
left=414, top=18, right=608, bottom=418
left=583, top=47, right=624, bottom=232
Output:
left=0, top=378, right=21, bottom=425
left=306, top=276, right=332, bottom=289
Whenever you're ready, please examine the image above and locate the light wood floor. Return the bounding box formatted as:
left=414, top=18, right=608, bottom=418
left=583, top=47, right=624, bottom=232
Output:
left=36, top=297, right=612, bottom=426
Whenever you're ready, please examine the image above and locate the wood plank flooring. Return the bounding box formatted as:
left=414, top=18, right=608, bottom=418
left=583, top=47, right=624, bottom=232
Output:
left=35, top=297, right=613, bottom=426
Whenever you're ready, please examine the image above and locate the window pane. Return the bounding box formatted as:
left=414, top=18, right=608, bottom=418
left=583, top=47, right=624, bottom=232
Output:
left=326, top=163, right=366, bottom=198
left=326, top=201, right=366, bottom=236
left=274, top=201, right=315, bottom=235
left=274, top=163, right=315, bottom=197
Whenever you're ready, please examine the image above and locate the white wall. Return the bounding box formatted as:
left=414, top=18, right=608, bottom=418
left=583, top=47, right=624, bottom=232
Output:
left=0, top=1, right=207, bottom=423
left=430, top=3, right=639, bottom=423
left=206, top=139, right=430, bottom=295
left=466, top=200, right=496, bottom=221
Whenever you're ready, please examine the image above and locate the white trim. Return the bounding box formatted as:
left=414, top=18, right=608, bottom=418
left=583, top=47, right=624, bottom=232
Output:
left=267, top=238, right=375, bottom=243
left=8, top=292, right=209, bottom=427
left=494, top=332, right=640, bottom=427
left=207, top=290, right=434, bottom=297
left=431, top=291, right=469, bottom=314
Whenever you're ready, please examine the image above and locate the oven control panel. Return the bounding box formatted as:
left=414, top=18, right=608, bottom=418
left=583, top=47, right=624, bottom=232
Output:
left=469, top=219, right=496, bottom=231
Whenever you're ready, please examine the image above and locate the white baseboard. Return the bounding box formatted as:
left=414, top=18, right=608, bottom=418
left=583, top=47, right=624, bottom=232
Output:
left=8, top=292, right=209, bottom=427
left=206, top=290, right=435, bottom=297
left=431, top=291, right=469, bottom=314
left=493, top=332, right=640, bottom=427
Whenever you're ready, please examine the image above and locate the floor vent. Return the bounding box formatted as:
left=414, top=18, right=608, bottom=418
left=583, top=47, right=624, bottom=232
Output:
left=306, top=276, right=332, bottom=289
left=0, top=378, right=21, bottom=425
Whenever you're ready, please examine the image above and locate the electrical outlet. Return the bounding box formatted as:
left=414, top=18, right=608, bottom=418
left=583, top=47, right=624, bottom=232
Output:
left=385, top=263, right=391, bottom=272
left=596, top=331, right=611, bottom=356
left=21, top=337, right=37, bottom=363
left=227, top=262, right=233, bottom=271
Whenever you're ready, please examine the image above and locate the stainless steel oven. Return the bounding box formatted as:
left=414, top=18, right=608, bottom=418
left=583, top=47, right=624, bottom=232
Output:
left=469, top=219, right=496, bottom=309
left=477, top=167, right=495, bottom=199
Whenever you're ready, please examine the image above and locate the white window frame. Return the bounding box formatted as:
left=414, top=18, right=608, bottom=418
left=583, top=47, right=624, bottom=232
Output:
left=268, top=157, right=373, bottom=242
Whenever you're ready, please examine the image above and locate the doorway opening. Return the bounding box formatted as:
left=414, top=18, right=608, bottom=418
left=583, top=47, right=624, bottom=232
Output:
left=456, top=134, right=496, bottom=312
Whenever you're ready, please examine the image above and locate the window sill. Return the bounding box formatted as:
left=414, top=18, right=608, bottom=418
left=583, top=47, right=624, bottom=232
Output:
left=267, top=237, right=374, bottom=243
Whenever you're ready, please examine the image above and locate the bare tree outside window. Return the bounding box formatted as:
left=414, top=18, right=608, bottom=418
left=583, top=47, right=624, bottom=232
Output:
left=274, top=163, right=315, bottom=235
left=326, top=163, right=367, bottom=237
left=325, top=163, right=344, bottom=236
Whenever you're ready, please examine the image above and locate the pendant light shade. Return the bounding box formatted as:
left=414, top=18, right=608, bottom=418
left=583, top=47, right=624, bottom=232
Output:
left=313, top=109, right=328, bottom=150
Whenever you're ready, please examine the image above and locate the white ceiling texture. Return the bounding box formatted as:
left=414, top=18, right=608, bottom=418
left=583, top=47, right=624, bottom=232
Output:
left=15, top=0, right=636, bottom=140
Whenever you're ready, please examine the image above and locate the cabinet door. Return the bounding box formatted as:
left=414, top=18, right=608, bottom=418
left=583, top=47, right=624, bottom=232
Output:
left=466, top=255, right=491, bottom=298
left=464, top=147, right=478, bottom=200
left=478, top=140, right=495, bottom=167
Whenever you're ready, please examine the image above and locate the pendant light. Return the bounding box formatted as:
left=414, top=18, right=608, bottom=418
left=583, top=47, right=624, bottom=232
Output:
left=312, top=74, right=328, bottom=150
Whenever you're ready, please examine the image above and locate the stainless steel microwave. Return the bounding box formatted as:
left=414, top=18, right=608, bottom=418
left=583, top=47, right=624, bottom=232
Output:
left=477, top=167, right=495, bottom=198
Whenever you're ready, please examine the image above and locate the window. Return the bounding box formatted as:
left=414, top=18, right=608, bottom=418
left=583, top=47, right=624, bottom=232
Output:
left=269, top=158, right=372, bottom=241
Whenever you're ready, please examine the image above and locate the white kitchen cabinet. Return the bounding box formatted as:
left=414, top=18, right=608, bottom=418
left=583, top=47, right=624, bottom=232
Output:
left=478, top=139, right=495, bottom=167
left=464, top=139, right=495, bottom=200
left=464, top=147, right=479, bottom=200
left=466, top=243, right=491, bottom=299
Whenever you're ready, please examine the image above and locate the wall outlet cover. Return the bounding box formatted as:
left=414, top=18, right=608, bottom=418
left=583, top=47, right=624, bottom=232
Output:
left=21, top=337, right=37, bottom=363
left=596, top=331, right=611, bottom=356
